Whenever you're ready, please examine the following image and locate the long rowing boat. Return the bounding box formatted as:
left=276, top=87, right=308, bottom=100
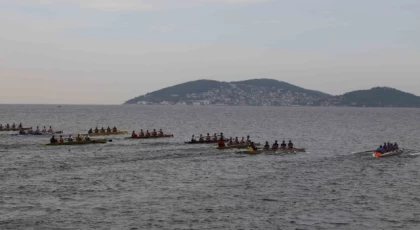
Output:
left=373, top=149, right=404, bottom=158
left=125, top=134, right=174, bottom=139
left=88, top=130, right=128, bottom=136
left=13, top=130, right=64, bottom=136
left=185, top=140, right=218, bottom=144
left=0, top=127, right=32, bottom=132
left=45, top=139, right=108, bottom=146
left=238, top=148, right=306, bottom=154
left=215, top=143, right=261, bottom=150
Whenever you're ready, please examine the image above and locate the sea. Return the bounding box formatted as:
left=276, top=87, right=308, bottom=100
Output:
left=1, top=104, right=420, bottom=230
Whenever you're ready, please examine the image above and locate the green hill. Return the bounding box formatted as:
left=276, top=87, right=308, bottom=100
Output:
left=124, top=78, right=330, bottom=105
left=338, top=87, right=420, bottom=107
left=124, top=79, right=420, bottom=107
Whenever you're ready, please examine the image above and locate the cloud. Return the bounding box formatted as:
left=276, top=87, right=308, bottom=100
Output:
left=11, top=0, right=268, bottom=12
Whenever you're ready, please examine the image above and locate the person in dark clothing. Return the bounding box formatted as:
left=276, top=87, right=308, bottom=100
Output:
left=263, top=141, right=270, bottom=150
left=50, top=135, right=57, bottom=144
left=288, top=140, right=294, bottom=149
left=272, top=141, right=279, bottom=150
left=281, top=140, right=287, bottom=149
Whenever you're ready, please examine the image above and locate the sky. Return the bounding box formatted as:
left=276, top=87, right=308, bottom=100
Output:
left=1, top=0, right=419, bottom=104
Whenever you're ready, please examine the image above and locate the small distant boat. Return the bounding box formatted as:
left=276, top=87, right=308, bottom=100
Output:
left=13, top=130, right=64, bottom=136
left=373, top=149, right=404, bottom=158
left=0, top=127, right=32, bottom=132
left=238, top=148, right=306, bottom=154
left=88, top=130, right=128, bottom=136
left=45, top=139, right=108, bottom=146
left=184, top=140, right=219, bottom=144
left=125, top=134, right=174, bottom=139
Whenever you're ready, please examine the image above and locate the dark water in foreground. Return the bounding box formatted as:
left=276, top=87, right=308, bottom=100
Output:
left=1, top=105, right=420, bottom=229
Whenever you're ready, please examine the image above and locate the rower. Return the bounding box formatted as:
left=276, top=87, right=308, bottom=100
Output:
left=280, top=140, right=287, bottom=149
left=199, top=134, right=204, bottom=142
left=191, top=135, right=196, bottom=143
left=158, top=129, right=164, bottom=136
left=42, top=126, right=47, bottom=132
left=246, top=135, right=251, bottom=144
left=100, top=127, right=105, bottom=133
left=152, top=129, right=157, bottom=137
left=68, top=135, right=74, bottom=142
left=6, top=124, right=10, bottom=129
left=94, top=127, right=99, bottom=133
left=107, top=126, right=111, bottom=132
left=145, top=130, right=151, bottom=137
left=272, top=141, right=279, bottom=150
left=19, top=129, right=26, bottom=135
left=288, top=140, right=294, bottom=149
left=85, top=135, right=91, bottom=141
left=218, top=137, right=226, bottom=147
left=12, top=123, right=16, bottom=129
left=383, top=142, right=388, bottom=152
left=228, top=137, right=233, bottom=146
left=206, top=133, right=211, bottom=141
left=250, top=142, right=258, bottom=151
left=212, top=133, right=218, bottom=141
left=219, top=133, right=224, bottom=141
left=18, top=123, right=22, bottom=129
left=139, top=129, right=145, bottom=137
left=36, top=126, right=40, bottom=132
left=76, top=134, right=83, bottom=141
left=131, top=130, right=138, bottom=138
left=376, top=145, right=384, bottom=154
left=59, top=135, right=64, bottom=143
left=263, top=141, right=270, bottom=150
left=112, top=126, right=117, bottom=132
left=50, top=135, right=57, bottom=144
left=48, top=126, right=53, bottom=132
left=0, top=124, right=2, bottom=129
left=234, top=137, right=240, bottom=145
left=394, top=142, right=399, bottom=150
left=88, top=128, right=93, bottom=134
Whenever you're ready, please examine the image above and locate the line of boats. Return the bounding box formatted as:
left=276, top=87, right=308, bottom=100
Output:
left=1, top=124, right=407, bottom=157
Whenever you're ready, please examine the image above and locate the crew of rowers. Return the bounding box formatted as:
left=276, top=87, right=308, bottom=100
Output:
left=19, top=126, right=56, bottom=135
left=131, top=129, right=165, bottom=138
left=0, top=123, right=24, bottom=130
left=260, top=140, right=294, bottom=151
left=376, top=142, right=399, bottom=153
left=217, top=133, right=252, bottom=147
left=50, top=134, right=89, bottom=143
left=88, top=126, right=118, bottom=134
left=191, top=133, right=225, bottom=142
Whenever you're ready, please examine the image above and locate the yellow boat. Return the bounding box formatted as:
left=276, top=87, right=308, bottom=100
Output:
left=45, top=139, right=108, bottom=146
left=87, top=130, right=128, bottom=136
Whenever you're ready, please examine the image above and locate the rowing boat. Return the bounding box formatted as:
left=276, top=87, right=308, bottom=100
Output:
left=13, top=131, right=64, bottom=136
left=125, top=134, right=174, bottom=139
left=185, top=140, right=218, bottom=144
left=88, top=130, right=128, bottom=136
left=215, top=143, right=261, bottom=150
left=373, top=149, right=404, bottom=158
left=238, top=148, right=306, bottom=154
left=45, top=139, right=108, bottom=146
left=0, top=127, right=32, bottom=132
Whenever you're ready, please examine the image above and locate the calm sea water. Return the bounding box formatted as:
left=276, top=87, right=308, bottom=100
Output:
left=1, top=105, right=420, bottom=229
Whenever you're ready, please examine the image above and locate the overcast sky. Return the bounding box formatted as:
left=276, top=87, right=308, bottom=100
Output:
left=1, top=0, right=419, bottom=104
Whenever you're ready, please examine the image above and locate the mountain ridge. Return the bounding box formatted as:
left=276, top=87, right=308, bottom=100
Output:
left=124, top=79, right=420, bottom=107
